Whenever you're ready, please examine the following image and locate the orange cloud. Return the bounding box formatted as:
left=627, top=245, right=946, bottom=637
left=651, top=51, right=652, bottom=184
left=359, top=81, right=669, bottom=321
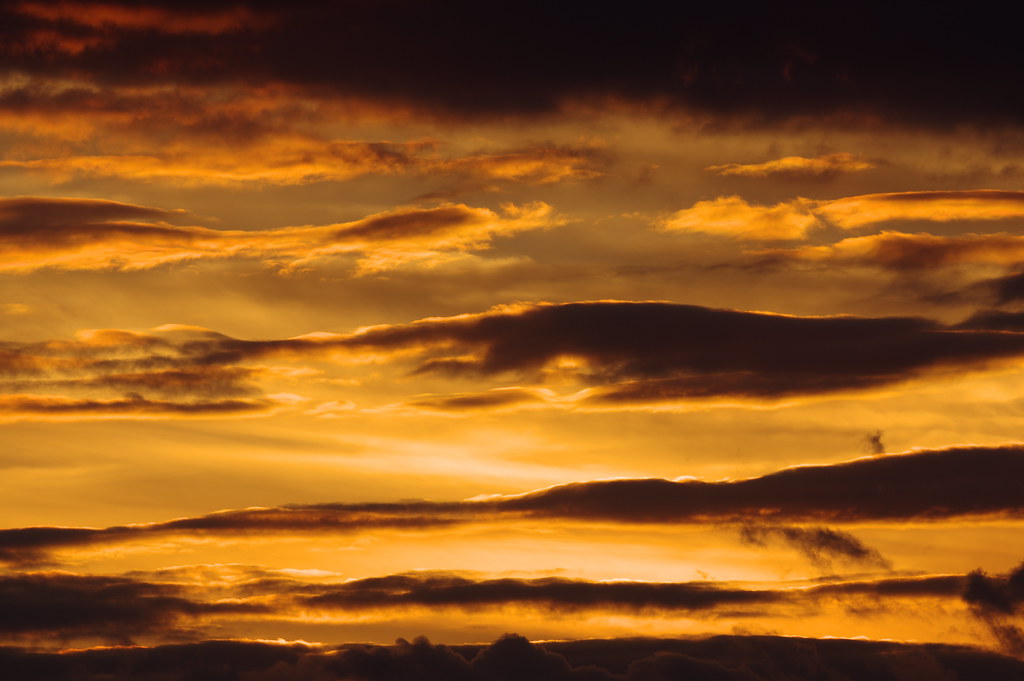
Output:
left=0, top=197, right=562, bottom=273
left=0, top=142, right=602, bottom=187
left=14, top=1, right=269, bottom=35
left=661, top=190, right=1024, bottom=241
left=705, top=153, right=875, bottom=179
left=816, top=190, right=1024, bottom=230
left=756, top=232, right=1024, bottom=269
left=659, top=196, right=818, bottom=240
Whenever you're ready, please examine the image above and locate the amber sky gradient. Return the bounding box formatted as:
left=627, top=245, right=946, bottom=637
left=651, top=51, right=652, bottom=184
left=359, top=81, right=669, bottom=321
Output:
left=2, top=2, right=1024, bottom=680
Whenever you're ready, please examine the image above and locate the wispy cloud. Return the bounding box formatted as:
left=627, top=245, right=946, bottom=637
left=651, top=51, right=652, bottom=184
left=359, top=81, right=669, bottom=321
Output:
left=705, top=153, right=875, bottom=179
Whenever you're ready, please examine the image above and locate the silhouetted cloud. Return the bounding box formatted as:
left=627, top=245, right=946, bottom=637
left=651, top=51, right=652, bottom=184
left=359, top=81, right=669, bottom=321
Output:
left=3, top=632, right=1024, bottom=681
left=299, top=573, right=784, bottom=615
left=19, top=301, right=1024, bottom=415
left=303, top=301, right=1024, bottom=405
left=1, top=446, right=1021, bottom=564
left=962, top=562, right=1024, bottom=655
left=3, top=1, right=1024, bottom=128
left=736, top=524, right=891, bottom=572
left=0, top=571, right=264, bottom=644
left=500, top=446, right=1024, bottom=523
left=0, top=566, right=989, bottom=647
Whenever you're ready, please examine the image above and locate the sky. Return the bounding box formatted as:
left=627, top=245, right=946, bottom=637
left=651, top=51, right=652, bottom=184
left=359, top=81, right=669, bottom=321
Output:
left=2, top=2, right=1024, bottom=679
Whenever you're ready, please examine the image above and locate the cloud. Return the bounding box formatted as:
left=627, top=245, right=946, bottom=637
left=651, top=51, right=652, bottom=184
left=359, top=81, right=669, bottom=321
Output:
left=0, top=197, right=561, bottom=272
left=0, top=393, right=277, bottom=422
left=0, top=565, right=984, bottom=647
left=282, top=301, right=1024, bottom=405
left=737, top=524, right=891, bottom=572
left=0, top=571, right=264, bottom=644
left=962, top=563, right=1024, bottom=655
left=0, top=135, right=604, bottom=187
left=14, top=2, right=269, bottom=35
left=12, top=300, right=1024, bottom=417
left=663, top=191, right=1024, bottom=242
left=756, top=232, right=1024, bottom=270
left=815, top=191, right=1024, bottom=230
left=3, top=632, right=1023, bottom=681
left=2, top=2, right=1024, bottom=128
left=499, top=445, right=1024, bottom=524
left=659, top=196, right=817, bottom=240
left=299, top=573, right=784, bottom=615
left=705, top=153, right=874, bottom=179
left=398, top=387, right=555, bottom=413
left=2, top=445, right=1022, bottom=564
left=0, top=505, right=465, bottom=566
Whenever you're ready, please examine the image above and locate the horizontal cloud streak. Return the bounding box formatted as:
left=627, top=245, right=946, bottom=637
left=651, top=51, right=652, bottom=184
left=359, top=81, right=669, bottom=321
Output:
left=0, top=567, right=991, bottom=642
left=277, top=301, right=1024, bottom=404
left=18, top=300, right=1024, bottom=413
left=705, top=153, right=874, bottom=179
left=662, top=191, right=1024, bottom=241
left=0, top=571, right=265, bottom=644
left=757, top=231, right=1024, bottom=269
left=1, top=446, right=1021, bottom=564
left=0, top=197, right=561, bottom=273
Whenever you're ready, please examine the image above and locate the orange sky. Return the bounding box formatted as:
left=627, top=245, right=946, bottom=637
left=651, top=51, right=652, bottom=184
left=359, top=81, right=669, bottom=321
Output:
left=1, top=2, right=1023, bottom=679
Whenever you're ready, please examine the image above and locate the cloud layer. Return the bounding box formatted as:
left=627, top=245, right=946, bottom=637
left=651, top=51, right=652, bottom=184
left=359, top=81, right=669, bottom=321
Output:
left=2, top=445, right=1020, bottom=564
left=0, top=196, right=560, bottom=273
left=3, top=1, right=1024, bottom=127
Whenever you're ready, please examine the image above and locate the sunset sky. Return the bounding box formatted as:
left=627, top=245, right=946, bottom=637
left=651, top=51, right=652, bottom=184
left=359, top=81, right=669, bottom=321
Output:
left=2, top=2, right=1024, bottom=679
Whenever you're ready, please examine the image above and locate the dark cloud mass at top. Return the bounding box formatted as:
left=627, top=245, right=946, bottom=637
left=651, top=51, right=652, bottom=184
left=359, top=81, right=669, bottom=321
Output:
left=1, top=0, right=1022, bottom=126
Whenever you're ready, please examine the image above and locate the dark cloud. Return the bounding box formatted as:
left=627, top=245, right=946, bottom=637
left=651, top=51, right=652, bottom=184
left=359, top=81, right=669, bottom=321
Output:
left=0, top=394, right=277, bottom=420
left=0, top=566, right=981, bottom=647
left=962, top=563, right=1024, bottom=655
left=737, top=524, right=891, bottom=572
left=0, top=196, right=199, bottom=254
left=401, top=388, right=550, bottom=413
left=0, top=571, right=263, bottom=644
left=0, top=196, right=184, bottom=229
left=954, top=309, right=1024, bottom=332
left=0, top=640, right=308, bottom=681
left=258, top=301, right=1024, bottom=405
left=502, top=445, right=1024, bottom=523
left=13, top=301, right=1024, bottom=410
left=1, top=366, right=263, bottom=398
left=3, top=633, right=1024, bottom=681
left=987, top=271, right=1024, bottom=305
left=0, top=506, right=462, bottom=565
left=864, top=430, right=885, bottom=455
left=300, top=573, right=784, bottom=615
left=2, top=445, right=1021, bottom=563
left=2, top=1, right=1024, bottom=128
